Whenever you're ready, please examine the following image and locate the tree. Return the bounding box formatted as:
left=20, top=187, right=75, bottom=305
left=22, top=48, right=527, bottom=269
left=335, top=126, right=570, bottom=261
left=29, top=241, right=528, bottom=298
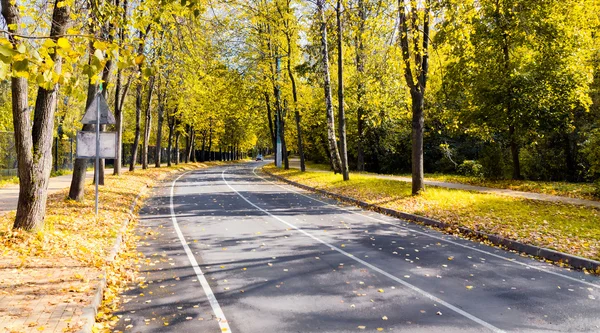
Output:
left=317, top=0, right=343, bottom=173
left=397, top=0, right=430, bottom=194
left=2, top=0, right=70, bottom=229
left=336, top=0, right=349, bottom=180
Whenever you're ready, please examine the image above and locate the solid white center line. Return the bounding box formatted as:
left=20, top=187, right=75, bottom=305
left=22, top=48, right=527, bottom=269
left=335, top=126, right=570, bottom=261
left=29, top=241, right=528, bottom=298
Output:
left=252, top=166, right=600, bottom=289
left=171, top=171, right=232, bottom=333
left=222, top=168, right=504, bottom=333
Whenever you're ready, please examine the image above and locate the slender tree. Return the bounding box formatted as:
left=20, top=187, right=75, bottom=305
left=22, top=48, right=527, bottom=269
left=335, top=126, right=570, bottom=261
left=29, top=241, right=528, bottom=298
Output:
left=317, top=0, right=342, bottom=173
left=397, top=0, right=430, bottom=194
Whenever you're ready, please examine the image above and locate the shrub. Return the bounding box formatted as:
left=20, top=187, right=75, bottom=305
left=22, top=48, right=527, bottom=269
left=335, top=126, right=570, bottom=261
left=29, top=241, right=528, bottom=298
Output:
left=457, top=160, right=484, bottom=178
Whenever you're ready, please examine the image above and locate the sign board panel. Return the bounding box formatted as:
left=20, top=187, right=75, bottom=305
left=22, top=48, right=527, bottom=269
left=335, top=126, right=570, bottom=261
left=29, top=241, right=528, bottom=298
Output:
left=81, top=93, right=116, bottom=125
left=76, top=131, right=117, bottom=158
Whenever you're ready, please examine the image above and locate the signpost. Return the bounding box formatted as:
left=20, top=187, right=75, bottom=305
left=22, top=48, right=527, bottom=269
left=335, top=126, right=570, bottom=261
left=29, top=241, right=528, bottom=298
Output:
left=76, top=85, right=117, bottom=217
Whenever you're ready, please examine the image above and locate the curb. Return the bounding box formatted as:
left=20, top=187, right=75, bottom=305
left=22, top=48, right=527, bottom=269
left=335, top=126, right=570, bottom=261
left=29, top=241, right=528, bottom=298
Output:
left=77, top=185, right=147, bottom=333
left=262, top=168, right=600, bottom=272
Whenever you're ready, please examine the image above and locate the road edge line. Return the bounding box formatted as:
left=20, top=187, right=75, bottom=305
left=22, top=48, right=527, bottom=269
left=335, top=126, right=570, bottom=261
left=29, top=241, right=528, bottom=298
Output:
left=170, top=171, right=232, bottom=332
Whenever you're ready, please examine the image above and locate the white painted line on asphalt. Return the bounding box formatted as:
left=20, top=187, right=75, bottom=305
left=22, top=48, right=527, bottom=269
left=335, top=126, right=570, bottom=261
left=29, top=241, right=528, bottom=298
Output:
left=223, top=168, right=504, bottom=333
left=252, top=167, right=600, bottom=290
left=171, top=171, right=232, bottom=333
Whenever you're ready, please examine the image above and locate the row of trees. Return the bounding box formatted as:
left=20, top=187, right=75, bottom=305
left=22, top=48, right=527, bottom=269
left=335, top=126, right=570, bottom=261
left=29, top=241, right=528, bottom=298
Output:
left=232, top=0, right=599, bottom=186
left=1, top=0, right=599, bottom=230
left=0, top=0, right=262, bottom=230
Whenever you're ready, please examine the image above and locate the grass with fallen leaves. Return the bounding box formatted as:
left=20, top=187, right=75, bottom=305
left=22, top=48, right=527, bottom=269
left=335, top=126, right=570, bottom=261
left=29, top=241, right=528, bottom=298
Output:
left=264, top=166, right=600, bottom=265
left=302, top=162, right=598, bottom=201
left=0, top=162, right=232, bottom=332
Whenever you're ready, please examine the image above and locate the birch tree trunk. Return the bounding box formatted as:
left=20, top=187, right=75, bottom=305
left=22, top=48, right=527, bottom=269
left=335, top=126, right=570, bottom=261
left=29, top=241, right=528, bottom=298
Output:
left=336, top=0, right=349, bottom=181
left=317, top=0, right=342, bottom=173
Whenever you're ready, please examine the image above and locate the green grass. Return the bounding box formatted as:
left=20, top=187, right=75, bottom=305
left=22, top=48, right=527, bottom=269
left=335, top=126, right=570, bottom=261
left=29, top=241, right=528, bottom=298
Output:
left=0, top=176, right=19, bottom=188
left=414, top=174, right=599, bottom=201
left=265, top=165, right=600, bottom=263
left=298, top=161, right=598, bottom=201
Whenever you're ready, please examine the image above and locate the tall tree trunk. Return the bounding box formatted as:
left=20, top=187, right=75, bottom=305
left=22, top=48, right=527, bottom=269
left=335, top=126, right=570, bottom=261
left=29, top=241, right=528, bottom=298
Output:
left=3, top=0, right=69, bottom=229
left=281, top=101, right=289, bottom=169
left=175, top=130, right=180, bottom=165
left=184, top=125, right=190, bottom=163
left=265, top=92, right=276, bottom=164
left=166, top=112, right=175, bottom=167
left=190, top=127, right=196, bottom=162
left=142, top=76, right=155, bottom=169
left=207, top=118, right=213, bottom=161
left=356, top=0, right=366, bottom=171
left=155, top=95, right=165, bottom=168
left=337, top=0, right=349, bottom=180
left=285, top=25, right=305, bottom=172
left=113, top=0, right=128, bottom=176
left=317, top=0, right=342, bottom=173
left=398, top=0, right=429, bottom=194
left=130, top=80, right=142, bottom=171
left=114, top=74, right=132, bottom=175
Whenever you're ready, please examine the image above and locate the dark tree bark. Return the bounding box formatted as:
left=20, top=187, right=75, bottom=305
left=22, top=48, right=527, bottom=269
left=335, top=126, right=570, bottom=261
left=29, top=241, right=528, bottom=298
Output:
left=114, top=73, right=132, bottom=175
left=355, top=0, right=366, bottom=171
left=265, top=92, right=276, bottom=164
left=113, top=0, right=129, bottom=176
left=155, top=91, right=166, bottom=168
left=175, top=129, right=180, bottom=165
left=166, top=108, right=176, bottom=167
left=142, top=76, right=155, bottom=169
left=281, top=101, right=289, bottom=169
left=283, top=16, right=305, bottom=172
left=317, top=0, right=342, bottom=174
left=129, top=28, right=151, bottom=172
left=207, top=118, right=213, bottom=161
left=336, top=0, right=349, bottom=180
left=130, top=79, right=142, bottom=171
left=3, top=0, right=69, bottom=229
left=398, top=0, right=430, bottom=195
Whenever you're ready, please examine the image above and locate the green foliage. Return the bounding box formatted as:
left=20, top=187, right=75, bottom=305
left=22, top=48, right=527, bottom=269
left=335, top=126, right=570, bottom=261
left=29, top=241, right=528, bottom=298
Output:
left=457, top=160, right=483, bottom=178
left=582, top=129, right=600, bottom=179
left=479, top=143, right=508, bottom=180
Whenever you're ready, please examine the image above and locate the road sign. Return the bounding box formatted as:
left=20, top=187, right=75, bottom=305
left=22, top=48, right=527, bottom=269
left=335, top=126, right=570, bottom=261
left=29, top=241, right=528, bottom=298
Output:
left=76, top=131, right=117, bottom=158
left=81, top=93, right=116, bottom=125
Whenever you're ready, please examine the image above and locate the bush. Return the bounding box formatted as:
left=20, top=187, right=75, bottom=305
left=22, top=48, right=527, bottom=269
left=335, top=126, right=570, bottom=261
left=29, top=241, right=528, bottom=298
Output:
left=594, top=179, right=600, bottom=199
left=457, top=160, right=484, bottom=178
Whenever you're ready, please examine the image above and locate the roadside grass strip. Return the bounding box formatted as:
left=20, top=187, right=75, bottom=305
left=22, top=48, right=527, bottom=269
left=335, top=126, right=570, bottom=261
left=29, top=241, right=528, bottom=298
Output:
left=305, top=162, right=599, bottom=201
left=264, top=166, right=600, bottom=266
left=0, top=162, right=229, bottom=332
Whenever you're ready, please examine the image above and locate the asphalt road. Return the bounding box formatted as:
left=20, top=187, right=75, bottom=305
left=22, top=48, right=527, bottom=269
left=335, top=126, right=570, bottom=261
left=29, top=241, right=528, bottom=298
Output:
left=115, top=162, right=600, bottom=333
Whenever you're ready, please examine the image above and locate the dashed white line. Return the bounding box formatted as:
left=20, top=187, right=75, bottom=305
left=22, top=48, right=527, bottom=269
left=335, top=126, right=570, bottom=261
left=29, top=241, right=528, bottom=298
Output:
left=222, top=168, right=505, bottom=333
left=251, top=166, right=600, bottom=290
left=170, top=171, right=232, bottom=332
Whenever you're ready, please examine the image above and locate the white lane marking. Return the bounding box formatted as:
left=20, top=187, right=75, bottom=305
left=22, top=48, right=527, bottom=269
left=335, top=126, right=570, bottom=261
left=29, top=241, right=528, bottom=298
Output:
left=170, top=171, right=232, bottom=332
left=252, top=167, right=600, bottom=289
left=222, top=168, right=504, bottom=333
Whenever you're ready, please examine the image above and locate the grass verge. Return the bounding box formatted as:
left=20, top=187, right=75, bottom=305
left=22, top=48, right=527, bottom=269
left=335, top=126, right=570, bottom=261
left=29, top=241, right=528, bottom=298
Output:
left=264, top=165, right=600, bottom=265
left=0, top=161, right=231, bottom=332
left=302, top=161, right=598, bottom=201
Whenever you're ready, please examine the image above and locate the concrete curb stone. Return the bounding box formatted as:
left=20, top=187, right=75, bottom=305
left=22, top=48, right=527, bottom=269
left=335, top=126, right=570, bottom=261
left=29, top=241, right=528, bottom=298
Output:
left=77, top=185, right=147, bottom=333
left=262, top=168, right=600, bottom=272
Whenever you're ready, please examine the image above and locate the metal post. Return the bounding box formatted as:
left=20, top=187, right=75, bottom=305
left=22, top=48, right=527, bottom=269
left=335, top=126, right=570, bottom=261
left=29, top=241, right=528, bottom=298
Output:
left=95, top=84, right=101, bottom=217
